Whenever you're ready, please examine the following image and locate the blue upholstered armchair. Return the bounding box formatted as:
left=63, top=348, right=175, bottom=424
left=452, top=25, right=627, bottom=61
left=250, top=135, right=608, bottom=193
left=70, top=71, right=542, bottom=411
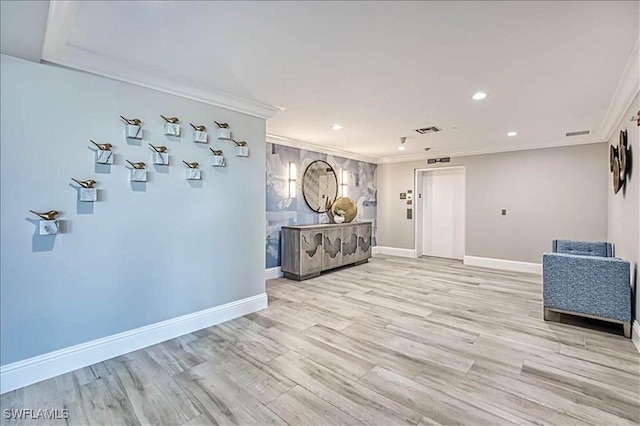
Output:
left=543, top=240, right=631, bottom=338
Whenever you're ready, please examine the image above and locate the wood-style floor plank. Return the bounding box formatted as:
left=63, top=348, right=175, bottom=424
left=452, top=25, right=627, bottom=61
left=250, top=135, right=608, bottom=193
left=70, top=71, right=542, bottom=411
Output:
left=2, top=255, right=638, bottom=425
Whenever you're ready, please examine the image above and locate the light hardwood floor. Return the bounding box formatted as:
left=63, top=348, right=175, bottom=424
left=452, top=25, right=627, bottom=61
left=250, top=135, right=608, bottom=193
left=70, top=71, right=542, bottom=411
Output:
left=2, top=256, right=639, bottom=425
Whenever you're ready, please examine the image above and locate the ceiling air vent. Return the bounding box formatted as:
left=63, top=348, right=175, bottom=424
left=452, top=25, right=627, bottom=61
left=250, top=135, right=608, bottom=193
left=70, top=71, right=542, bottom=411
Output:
left=427, top=157, right=450, bottom=164
left=415, top=126, right=441, bottom=135
left=565, top=130, right=590, bottom=137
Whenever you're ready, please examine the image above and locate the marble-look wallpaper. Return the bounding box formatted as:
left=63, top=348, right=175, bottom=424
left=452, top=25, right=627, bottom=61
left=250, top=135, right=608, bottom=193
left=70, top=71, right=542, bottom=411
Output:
left=266, top=142, right=377, bottom=268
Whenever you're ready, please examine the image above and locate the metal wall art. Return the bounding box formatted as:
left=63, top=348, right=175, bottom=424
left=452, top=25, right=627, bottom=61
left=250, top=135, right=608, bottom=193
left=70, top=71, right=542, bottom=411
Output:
left=610, top=129, right=632, bottom=194
left=31, top=110, right=256, bottom=241
left=30, top=210, right=60, bottom=235
left=121, top=116, right=143, bottom=140
left=215, top=121, right=231, bottom=140
left=233, top=139, right=249, bottom=157
left=183, top=161, right=201, bottom=180
left=149, top=143, right=169, bottom=165
left=71, top=178, right=98, bottom=202
left=190, top=123, right=208, bottom=143
left=126, top=160, right=147, bottom=182
left=90, top=140, right=114, bottom=164
left=161, top=115, right=180, bottom=136
left=209, top=148, right=226, bottom=167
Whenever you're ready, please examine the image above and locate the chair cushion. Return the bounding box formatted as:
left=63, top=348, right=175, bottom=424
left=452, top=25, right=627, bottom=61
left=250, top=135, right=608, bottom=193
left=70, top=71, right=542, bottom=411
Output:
left=552, top=240, right=613, bottom=257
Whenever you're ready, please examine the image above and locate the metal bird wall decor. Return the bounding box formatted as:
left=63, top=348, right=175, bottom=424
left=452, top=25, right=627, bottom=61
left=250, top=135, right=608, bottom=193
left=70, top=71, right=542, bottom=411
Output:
left=120, top=116, right=141, bottom=125
left=209, top=148, right=223, bottom=156
left=71, top=178, right=97, bottom=188
left=90, top=140, right=113, bottom=151
left=126, top=160, right=146, bottom=169
left=232, top=139, right=247, bottom=147
left=183, top=161, right=199, bottom=169
left=161, top=115, right=179, bottom=123
left=29, top=210, right=60, bottom=221
left=148, top=143, right=168, bottom=153
left=190, top=123, right=206, bottom=131
left=214, top=121, right=229, bottom=129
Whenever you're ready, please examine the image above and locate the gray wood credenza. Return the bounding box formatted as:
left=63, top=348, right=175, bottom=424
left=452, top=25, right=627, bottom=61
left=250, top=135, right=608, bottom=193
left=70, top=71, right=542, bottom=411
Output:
left=281, top=222, right=372, bottom=281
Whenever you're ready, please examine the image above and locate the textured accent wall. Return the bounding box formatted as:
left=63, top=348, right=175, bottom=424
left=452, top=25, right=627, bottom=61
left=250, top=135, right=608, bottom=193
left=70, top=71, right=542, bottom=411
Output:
left=266, top=143, right=377, bottom=268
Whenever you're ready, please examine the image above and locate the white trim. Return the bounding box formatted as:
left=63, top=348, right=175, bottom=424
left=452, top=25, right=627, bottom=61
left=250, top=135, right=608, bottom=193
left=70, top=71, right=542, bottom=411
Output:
left=41, top=2, right=280, bottom=119
left=599, top=37, right=640, bottom=141
left=414, top=166, right=466, bottom=259
left=377, top=139, right=606, bottom=164
left=265, top=266, right=283, bottom=280
left=633, top=321, right=640, bottom=353
left=464, top=256, right=542, bottom=275
left=266, top=134, right=379, bottom=164
left=0, top=293, right=267, bottom=394
left=372, top=246, right=417, bottom=258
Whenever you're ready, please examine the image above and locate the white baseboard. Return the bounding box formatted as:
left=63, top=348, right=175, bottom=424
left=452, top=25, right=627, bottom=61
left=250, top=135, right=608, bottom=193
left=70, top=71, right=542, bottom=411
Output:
left=0, top=293, right=268, bottom=394
left=372, top=246, right=417, bottom=258
left=464, top=256, right=542, bottom=275
left=265, top=267, right=283, bottom=280
left=633, top=321, right=640, bottom=353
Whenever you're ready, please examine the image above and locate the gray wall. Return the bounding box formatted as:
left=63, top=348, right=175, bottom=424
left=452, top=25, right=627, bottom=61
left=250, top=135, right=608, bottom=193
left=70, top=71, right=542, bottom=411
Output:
left=0, top=55, right=266, bottom=365
left=607, top=93, right=639, bottom=323
left=266, top=142, right=377, bottom=268
left=378, top=143, right=608, bottom=263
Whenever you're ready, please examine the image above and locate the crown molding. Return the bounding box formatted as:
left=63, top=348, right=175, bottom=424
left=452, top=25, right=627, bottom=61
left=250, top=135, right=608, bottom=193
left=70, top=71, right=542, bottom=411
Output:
left=377, top=137, right=606, bottom=164
left=599, top=37, right=640, bottom=142
left=266, top=133, right=379, bottom=164
left=41, top=1, right=280, bottom=119
left=267, top=132, right=605, bottom=165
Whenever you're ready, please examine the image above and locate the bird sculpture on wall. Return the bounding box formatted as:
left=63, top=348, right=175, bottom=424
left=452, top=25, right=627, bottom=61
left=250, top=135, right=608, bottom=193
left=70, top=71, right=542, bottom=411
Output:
left=209, top=148, right=223, bottom=156
left=148, top=143, right=168, bottom=153
left=120, top=116, right=142, bottom=125
left=126, top=160, right=146, bottom=169
left=214, top=121, right=229, bottom=128
left=161, top=115, right=179, bottom=123
left=190, top=123, right=206, bottom=131
left=183, top=161, right=199, bottom=169
left=233, top=139, right=247, bottom=147
left=90, top=140, right=113, bottom=151
left=29, top=210, right=60, bottom=221
left=71, top=178, right=97, bottom=188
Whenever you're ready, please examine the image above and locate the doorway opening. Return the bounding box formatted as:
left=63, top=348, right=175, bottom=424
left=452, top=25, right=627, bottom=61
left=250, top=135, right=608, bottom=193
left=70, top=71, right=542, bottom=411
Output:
left=415, top=167, right=465, bottom=260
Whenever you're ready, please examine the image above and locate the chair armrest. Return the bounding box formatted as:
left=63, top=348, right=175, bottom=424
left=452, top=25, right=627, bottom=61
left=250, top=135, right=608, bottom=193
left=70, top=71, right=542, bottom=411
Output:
left=543, top=253, right=631, bottom=322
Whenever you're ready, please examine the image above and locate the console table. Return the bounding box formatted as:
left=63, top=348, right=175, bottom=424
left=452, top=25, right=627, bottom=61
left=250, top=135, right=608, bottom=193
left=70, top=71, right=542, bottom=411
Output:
left=281, top=222, right=372, bottom=281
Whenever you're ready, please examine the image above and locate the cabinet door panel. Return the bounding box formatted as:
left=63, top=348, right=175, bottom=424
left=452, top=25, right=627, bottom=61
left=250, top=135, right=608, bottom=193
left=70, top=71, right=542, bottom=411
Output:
left=323, top=228, right=343, bottom=270
left=357, top=223, right=372, bottom=262
left=300, top=230, right=323, bottom=275
left=281, top=229, right=300, bottom=274
left=341, top=226, right=359, bottom=265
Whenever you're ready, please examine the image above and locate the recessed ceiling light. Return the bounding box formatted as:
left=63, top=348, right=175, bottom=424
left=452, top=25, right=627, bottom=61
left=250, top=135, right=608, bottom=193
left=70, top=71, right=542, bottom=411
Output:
left=472, top=92, right=488, bottom=100
left=330, top=124, right=343, bottom=130
left=398, top=146, right=406, bottom=151
left=507, top=131, right=518, bottom=137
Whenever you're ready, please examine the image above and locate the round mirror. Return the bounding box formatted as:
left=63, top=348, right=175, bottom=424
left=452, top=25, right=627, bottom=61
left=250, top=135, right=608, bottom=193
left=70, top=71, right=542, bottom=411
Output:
left=302, top=160, right=338, bottom=213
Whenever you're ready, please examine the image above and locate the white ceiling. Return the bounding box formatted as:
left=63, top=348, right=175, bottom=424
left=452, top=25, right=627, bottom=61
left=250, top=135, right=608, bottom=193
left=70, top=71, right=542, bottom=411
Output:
left=0, top=0, right=48, bottom=62
left=2, top=1, right=638, bottom=162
